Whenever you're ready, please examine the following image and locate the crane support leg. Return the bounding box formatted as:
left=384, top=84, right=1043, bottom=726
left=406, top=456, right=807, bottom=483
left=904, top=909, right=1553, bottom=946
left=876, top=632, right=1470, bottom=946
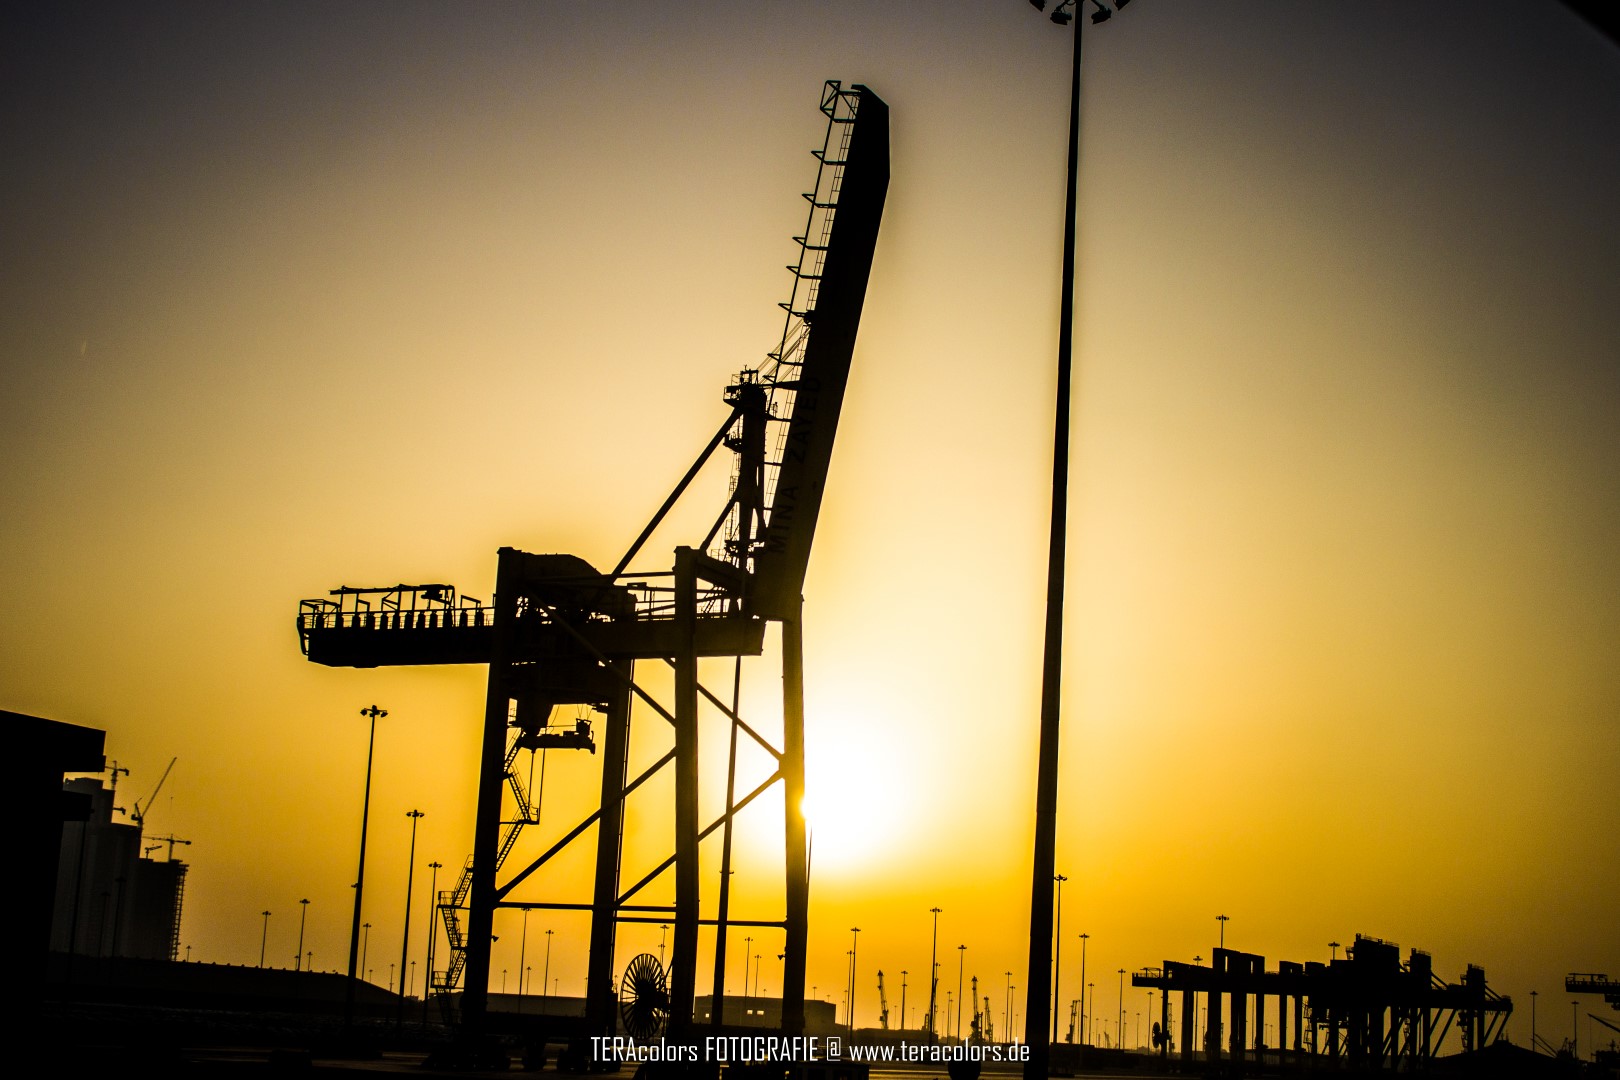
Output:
left=781, top=600, right=809, bottom=1035
left=585, top=661, right=632, bottom=1040
left=463, top=548, right=520, bottom=1033
left=669, top=548, right=700, bottom=1036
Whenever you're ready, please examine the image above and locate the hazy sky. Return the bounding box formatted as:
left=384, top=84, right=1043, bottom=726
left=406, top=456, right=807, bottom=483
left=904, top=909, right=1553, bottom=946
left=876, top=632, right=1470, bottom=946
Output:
left=5, top=0, right=1616, bottom=1042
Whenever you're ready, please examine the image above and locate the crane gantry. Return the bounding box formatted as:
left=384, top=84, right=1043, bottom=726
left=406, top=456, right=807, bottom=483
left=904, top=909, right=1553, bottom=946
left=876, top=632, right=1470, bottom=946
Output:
left=296, top=80, right=889, bottom=1042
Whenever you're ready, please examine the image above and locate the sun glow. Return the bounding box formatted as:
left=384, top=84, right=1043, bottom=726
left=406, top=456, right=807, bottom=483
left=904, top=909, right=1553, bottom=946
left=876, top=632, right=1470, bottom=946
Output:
left=803, top=729, right=920, bottom=875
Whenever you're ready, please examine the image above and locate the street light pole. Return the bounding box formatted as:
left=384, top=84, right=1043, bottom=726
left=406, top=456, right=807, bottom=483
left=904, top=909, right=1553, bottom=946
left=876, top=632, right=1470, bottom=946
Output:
left=423, top=861, right=441, bottom=1023
left=296, top=898, right=310, bottom=971
left=518, top=907, right=530, bottom=1013
left=957, top=944, right=967, bottom=1042
left=259, top=910, right=270, bottom=968
left=398, top=809, right=424, bottom=1025
left=1530, top=989, right=1538, bottom=1052
left=1052, top=874, right=1067, bottom=1043
left=1216, top=914, right=1229, bottom=951
left=543, top=929, right=554, bottom=1000
left=1078, top=932, right=1089, bottom=1047
left=346, top=703, right=386, bottom=1029
left=1117, top=968, right=1125, bottom=1049
left=1005, top=971, right=1014, bottom=1044
left=850, top=927, right=862, bottom=1031
left=1018, top=4, right=1131, bottom=1073
left=363, top=921, right=372, bottom=981
left=928, top=907, right=942, bottom=1040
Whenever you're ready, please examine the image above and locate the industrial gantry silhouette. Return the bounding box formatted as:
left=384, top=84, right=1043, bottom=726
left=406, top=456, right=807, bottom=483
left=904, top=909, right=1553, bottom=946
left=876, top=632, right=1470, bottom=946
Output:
left=296, top=81, right=889, bottom=1047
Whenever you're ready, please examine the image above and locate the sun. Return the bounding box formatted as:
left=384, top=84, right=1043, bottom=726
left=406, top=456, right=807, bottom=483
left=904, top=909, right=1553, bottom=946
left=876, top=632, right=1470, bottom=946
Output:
left=802, top=730, right=919, bottom=875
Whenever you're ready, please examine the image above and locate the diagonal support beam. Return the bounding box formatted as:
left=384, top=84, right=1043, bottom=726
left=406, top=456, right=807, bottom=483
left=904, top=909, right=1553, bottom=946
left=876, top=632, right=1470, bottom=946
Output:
left=495, top=748, right=675, bottom=900
left=617, top=767, right=783, bottom=907
left=664, top=657, right=783, bottom=762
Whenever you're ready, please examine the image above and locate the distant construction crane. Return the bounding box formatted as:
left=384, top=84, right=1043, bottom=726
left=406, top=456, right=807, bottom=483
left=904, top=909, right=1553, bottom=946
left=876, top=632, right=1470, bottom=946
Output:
left=878, top=970, right=890, bottom=1030
left=296, top=80, right=889, bottom=1044
left=143, top=834, right=191, bottom=861
left=131, top=756, right=176, bottom=830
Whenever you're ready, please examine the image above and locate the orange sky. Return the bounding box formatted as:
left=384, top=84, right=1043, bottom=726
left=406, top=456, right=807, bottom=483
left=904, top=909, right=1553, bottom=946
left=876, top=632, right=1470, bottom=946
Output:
left=4, top=0, right=1616, bottom=1044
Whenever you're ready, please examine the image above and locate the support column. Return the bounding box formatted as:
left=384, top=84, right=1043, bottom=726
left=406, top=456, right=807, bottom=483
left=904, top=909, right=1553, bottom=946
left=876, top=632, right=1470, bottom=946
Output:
left=669, top=548, right=700, bottom=1036
left=1231, top=987, right=1247, bottom=1074
left=1180, top=989, right=1196, bottom=1070
left=585, top=662, right=633, bottom=1039
left=1278, top=991, right=1288, bottom=1061
left=1160, top=986, right=1171, bottom=1062
left=1208, top=984, right=1224, bottom=1067
left=463, top=547, right=520, bottom=1033
left=781, top=602, right=809, bottom=1035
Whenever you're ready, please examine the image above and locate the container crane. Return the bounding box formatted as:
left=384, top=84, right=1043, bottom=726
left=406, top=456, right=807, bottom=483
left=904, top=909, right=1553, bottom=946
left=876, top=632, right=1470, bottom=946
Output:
left=295, top=80, right=889, bottom=1044
left=877, top=970, right=890, bottom=1030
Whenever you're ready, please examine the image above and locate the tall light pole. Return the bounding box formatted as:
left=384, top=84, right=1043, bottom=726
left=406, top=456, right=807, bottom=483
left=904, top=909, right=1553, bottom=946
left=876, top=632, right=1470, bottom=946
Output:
left=1005, top=971, right=1014, bottom=1043
left=345, top=703, right=386, bottom=1029
left=1216, top=914, right=1229, bottom=950
left=1117, top=968, right=1125, bottom=1049
left=423, top=861, right=441, bottom=1023
left=398, top=809, right=424, bottom=1024
left=296, top=898, right=310, bottom=971
left=362, top=921, right=372, bottom=981
left=1530, top=989, right=1538, bottom=1052
left=1329, top=940, right=1340, bottom=962
left=659, top=924, right=669, bottom=968
left=543, top=929, right=554, bottom=1000
left=901, top=971, right=909, bottom=1033
left=1052, top=873, right=1067, bottom=1043
left=928, top=908, right=942, bottom=1040
left=1078, top=932, right=1089, bottom=1047
left=957, top=944, right=967, bottom=1042
left=849, top=927, right=862, bottom=1031
left=1087, top=982, right=1095, bottom=1044
left=259, top=910, right=271, bottom=968
left=518, top=907, right=530, bottom=1013
left=1018, top=6, right=1132, bottom=1076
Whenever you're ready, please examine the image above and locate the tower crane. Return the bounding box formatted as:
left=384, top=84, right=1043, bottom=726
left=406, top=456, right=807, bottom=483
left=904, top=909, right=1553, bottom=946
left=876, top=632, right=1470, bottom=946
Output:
left=877, top=970, right=889, bottom=1030
left=143, top=834, right=192, bottom=861
left=131, top=756, right=177, bottom=830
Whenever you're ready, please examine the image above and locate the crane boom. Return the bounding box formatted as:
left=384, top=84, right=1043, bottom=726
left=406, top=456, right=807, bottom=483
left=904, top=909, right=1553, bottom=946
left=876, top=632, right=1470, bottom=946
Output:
left=132, top=756, right=177, bottom=827
left=877, top=969, right=889, bottom=1029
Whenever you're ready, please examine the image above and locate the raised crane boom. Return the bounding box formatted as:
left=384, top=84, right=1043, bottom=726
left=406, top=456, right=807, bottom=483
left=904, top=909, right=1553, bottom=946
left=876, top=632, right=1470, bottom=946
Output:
left=131, top=756, right=176, bottom=828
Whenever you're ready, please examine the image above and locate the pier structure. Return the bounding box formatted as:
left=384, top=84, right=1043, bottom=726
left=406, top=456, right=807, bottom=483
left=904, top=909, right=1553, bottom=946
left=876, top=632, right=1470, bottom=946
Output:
left=1134, top=935, right=1511, bottom=1074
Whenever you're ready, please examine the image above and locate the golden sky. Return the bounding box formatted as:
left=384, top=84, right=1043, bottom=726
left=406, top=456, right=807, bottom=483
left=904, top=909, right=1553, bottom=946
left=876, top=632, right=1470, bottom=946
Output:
left=4, top=0, right=1616, bottom=1041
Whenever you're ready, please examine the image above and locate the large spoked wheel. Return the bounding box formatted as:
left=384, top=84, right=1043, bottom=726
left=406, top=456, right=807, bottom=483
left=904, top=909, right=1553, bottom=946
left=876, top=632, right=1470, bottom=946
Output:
left=620, top=953, right=670, bottom=1040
